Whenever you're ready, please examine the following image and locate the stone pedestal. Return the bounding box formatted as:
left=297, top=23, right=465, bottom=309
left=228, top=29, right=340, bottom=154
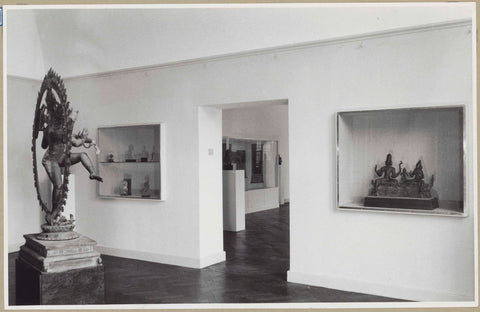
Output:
left=16, top=233, right=104, bottom=305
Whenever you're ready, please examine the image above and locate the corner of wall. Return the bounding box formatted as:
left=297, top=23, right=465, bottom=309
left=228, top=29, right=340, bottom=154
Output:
left=198, top=106, right=225, bottom=265
left=198, top=251, right=226, bottom=269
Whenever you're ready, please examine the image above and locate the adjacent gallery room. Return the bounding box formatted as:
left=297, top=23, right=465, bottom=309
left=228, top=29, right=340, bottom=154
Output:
left=4, top=3, right=478, bottom=308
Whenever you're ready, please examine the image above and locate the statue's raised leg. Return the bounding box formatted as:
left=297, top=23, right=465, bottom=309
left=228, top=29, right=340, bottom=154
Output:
left=70, top=152, right=103, bottom=182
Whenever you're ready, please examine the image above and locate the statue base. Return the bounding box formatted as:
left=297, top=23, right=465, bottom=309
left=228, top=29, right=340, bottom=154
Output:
left=37, top=223, right=80, bottom=241
left=19, top=233, right=102, bottom=273
left=16, top=233, right=104, bottom=305
left=364, top=196, right=439, bottom=210
left=36, top=231, right=80, bottom=241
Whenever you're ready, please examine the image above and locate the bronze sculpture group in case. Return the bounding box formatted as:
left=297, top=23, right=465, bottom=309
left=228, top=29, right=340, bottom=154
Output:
left=364, top=153, right=438, bottom=210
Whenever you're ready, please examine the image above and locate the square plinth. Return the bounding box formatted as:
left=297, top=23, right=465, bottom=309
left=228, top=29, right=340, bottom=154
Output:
left=23, top=233, right=97, bottom=257
left=20, top=233, right=101, bottom=273
left=16, top=258, right=105, bottom=305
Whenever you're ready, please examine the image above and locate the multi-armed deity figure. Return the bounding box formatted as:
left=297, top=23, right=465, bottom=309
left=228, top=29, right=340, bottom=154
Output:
left=370, top=153, right=434, bottom=199
left=33, top=69, right=102, bottom=239
left=372, top=153, right=403, bottom=191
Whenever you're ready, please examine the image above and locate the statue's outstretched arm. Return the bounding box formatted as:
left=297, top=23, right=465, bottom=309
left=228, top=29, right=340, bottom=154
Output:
left=392, top=161, right=403, bottom=178
left=374, top=165, right=382, bottom=177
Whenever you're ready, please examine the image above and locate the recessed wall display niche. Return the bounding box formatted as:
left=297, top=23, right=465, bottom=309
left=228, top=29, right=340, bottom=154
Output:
left=336, top=106, right=465, bottom=216
left=97, top=124, right=166, bottom=200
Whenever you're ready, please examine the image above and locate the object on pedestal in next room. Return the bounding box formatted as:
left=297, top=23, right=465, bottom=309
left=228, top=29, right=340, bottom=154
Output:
left=222, top=142, right=246, bottom=176
left=223, top=149, right=234, bottom=170
left=364, top=153, right=438, bottom=210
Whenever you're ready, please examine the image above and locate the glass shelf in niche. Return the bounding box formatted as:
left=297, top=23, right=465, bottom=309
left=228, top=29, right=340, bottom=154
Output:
left=98, top=161, right=160, bottom=164
left=100, top=194, right=161, bottom=200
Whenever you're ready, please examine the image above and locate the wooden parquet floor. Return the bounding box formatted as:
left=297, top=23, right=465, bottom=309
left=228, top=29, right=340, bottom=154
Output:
left=8, top=204, right=406, bottom=304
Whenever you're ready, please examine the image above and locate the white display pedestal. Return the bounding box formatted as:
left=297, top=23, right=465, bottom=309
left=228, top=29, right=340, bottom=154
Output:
left=245, top=187, right=279, bottom=214
left=222, top=170, right=245, bottom=232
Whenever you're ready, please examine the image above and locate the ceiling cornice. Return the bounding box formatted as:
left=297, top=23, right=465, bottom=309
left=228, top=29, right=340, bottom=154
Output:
left=7, top=18, right=472, bottom=83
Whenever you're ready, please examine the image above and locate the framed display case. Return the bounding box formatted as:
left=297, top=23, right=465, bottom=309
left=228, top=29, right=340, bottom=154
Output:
left=97, top=123, right=166, bottom=200
left=336, top=106, right=465, bottom=216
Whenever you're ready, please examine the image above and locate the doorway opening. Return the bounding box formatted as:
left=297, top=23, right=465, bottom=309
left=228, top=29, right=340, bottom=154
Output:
left=206, top=98, right=290, bottom=283
left=223, top=137, right=280, bottom=222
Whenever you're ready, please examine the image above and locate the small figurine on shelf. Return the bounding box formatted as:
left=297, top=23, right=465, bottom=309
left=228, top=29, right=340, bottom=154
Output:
left=140, top=145, right=149, bottom=162
left=120, top=180, right=129, bottom=195
left=107, top=152, right=115, bottom=163
left=151, top=144, right=160, bottom=162
left=120, top=174, right=132, bottom=196
left=125, top=144, right=136, bottom=162
left=141, top=175, right=151, bottom=197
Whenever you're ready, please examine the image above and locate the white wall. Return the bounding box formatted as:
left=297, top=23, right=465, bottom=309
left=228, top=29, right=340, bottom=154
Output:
left=5, top=10, right=46, bottom=78
left=7, top=22, right=475, bottom=301
left=7, top=77, right=43, bottom=252
left=223, top=104, right=289, bottom=202
left=7, top=73, right=206, bottom=267
left=65, top=71, right=209, bottom=268
left=198, top=107, right=226, bottom=266
left=282, top=25, right=475, bottom=301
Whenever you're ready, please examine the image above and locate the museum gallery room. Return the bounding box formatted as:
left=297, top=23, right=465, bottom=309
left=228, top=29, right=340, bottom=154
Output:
left=4, top=3, right=478, bottom=308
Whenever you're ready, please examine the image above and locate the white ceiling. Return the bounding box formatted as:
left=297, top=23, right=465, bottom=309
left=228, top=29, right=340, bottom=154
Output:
left=5, top=4, right=474, bottom=79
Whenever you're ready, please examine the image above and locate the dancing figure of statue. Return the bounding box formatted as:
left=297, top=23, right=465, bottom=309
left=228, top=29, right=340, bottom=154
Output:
left=33, top=69, right=102, bottom=238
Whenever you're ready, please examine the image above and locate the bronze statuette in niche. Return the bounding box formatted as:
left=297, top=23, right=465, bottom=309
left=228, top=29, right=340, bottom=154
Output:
left=365, top=153, right=438, bottom=210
